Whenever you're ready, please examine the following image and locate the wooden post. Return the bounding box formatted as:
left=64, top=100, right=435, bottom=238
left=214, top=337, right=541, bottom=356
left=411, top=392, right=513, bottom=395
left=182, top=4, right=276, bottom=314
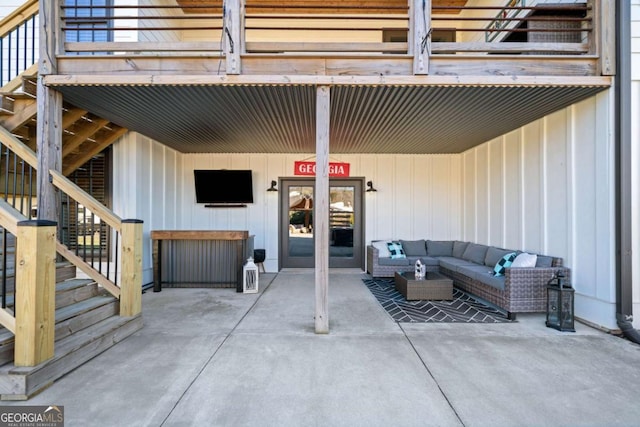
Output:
left=315, top=86, right=330, bottom=334
left=225, top=0, right=244, bottom=74
left=598, top=0, right=616, bottom=75
left=14, top=220, right=57, bottom=367
left=37, top=0, right=63, bottom=221
left=412, top=0, right=431, bottom=75
left=120, top=219, right=143, bottom=317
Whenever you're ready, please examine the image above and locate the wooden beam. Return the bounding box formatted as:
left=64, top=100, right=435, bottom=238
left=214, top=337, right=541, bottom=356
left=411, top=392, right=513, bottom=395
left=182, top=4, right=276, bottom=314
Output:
left=44, top=73, right=612, bottom=88
left=120, top=220, right=143, bottom=317
left=315, top=85, right=330, bottom=334
left=62, top=117, right=109, bottom=157
left=14, top=220, right=57, bottom=367
left=412, top=0, right=431, bottom=75
left=62, top=125, right=127, bottom=176
left=225, top=0, right=244, bottom=74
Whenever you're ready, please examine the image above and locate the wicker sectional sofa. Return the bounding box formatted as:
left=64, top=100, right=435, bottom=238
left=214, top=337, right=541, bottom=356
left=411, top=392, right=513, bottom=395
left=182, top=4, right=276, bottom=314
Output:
left=366, top=239, right=570, bottom=319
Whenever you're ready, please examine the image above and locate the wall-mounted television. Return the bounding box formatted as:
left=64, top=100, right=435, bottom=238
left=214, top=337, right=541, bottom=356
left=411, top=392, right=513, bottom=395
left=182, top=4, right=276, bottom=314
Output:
left=194, top=169, right=254, bottom=205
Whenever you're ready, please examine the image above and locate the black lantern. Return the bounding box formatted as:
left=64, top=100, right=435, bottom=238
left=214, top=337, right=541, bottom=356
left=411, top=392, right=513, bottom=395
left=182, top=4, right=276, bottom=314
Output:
left=546, top=272, right=575, bottom=332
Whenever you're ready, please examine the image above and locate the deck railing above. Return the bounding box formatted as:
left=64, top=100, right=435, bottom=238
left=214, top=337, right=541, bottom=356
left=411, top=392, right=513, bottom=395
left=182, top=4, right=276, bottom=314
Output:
left=47, top=0, right=613, bottom=77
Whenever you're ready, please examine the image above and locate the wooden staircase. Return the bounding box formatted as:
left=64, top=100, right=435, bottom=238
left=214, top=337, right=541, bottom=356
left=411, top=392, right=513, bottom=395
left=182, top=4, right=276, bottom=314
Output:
left=0, top=263, right=143, bottom=400
left=0, top=65, right=128, bottom=177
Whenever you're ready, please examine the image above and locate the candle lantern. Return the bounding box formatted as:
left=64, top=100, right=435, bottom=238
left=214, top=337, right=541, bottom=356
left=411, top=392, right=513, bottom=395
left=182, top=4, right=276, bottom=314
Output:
left=546, top=272, right=575, bottom=332
left=243, top=257, right=259, bottom=293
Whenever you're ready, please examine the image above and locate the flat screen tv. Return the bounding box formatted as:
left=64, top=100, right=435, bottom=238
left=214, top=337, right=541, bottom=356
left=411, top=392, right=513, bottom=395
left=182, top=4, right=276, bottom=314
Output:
left=194, top=169, right=254, bottom=204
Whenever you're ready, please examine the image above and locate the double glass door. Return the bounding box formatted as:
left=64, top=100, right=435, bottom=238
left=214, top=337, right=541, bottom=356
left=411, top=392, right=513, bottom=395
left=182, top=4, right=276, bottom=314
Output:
left=280, top=179, right=363, bottom=269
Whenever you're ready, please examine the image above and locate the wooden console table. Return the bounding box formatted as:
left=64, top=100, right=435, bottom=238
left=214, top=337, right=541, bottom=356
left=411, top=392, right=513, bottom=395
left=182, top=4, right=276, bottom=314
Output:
left=151, top=230, right=254, bottom=292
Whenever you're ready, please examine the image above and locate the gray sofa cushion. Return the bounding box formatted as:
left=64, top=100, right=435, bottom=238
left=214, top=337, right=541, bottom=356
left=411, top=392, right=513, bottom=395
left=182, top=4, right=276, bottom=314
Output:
left=400, top=239, right=427, bottom=256
left=437, top=256, right=477, bottom=272
left=378, top=257, right=411, bottom=266
left=407, top=256, right=440, bottom=267
left=536, top=255, right=554, bottom=268
left=427, top=240, right=453, bottom=257
left=484, top=247, right=516, bottom=268
left=461, top=243, right=489, bottom=265
left=452, top=241, right=469, bottom=258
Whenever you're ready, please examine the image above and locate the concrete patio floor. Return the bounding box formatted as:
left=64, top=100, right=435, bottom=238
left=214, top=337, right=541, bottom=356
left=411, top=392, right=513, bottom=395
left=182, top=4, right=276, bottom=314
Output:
left=5, top=270, right=640, bottom=426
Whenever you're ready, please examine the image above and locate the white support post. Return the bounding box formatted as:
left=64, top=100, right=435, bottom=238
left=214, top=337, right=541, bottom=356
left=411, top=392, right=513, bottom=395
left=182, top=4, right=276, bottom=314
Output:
left=412, top=0, right=431, bottom=75
left=315, top=86, right=330, bottom=334
left=225, top=0, right=244, bottom=74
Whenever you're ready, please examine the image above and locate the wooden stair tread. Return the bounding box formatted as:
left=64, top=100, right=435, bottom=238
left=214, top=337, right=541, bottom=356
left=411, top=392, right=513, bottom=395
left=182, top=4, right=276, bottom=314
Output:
left=55, top=295, right=115, bottom=324
left=55, top=278, right=96, bottom=293
left=0, top=292, right=114, bottom=346
left=0, top=314, right=143, bottom=398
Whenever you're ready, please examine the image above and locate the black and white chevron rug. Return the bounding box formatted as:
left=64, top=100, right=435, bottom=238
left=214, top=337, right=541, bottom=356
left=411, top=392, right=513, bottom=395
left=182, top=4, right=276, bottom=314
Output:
left=362, top=277, right=512, bottom=323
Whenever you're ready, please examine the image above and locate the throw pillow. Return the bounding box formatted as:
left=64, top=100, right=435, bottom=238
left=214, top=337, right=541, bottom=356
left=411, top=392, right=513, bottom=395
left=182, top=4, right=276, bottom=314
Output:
left=511, top=253, right=537, bottom=268
left=386, top=241, right=406, bottom=259
left=372, top=240, right=392, bottom=258
left=493, top=252, right=517, bottom=276
left=400, top=239, right=427, bottom=256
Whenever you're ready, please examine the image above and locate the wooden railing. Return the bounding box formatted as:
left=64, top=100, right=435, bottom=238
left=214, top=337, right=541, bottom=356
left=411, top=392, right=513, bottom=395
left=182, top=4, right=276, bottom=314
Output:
left=0, top=125, right=142, bottom=318
left=55, top=0, right=602, bottom=71
left=0, top=0, right=39, bottom=86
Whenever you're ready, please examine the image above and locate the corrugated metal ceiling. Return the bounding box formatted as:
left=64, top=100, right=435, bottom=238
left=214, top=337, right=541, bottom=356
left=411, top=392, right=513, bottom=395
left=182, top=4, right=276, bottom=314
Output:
left=57, top=83, right=608, bottom=154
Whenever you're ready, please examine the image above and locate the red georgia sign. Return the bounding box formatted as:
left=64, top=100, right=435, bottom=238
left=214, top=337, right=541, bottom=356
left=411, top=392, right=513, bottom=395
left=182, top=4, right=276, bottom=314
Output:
left=294, top=161, right=350, bottom=177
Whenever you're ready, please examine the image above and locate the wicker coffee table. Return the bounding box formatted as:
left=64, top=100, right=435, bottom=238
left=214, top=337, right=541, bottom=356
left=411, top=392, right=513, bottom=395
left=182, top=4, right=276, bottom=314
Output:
left=394, top=271, right=453, bottom=301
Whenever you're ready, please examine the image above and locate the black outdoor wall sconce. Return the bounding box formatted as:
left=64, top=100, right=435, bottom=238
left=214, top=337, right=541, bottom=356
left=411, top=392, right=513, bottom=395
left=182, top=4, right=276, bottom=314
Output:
left=366, top=181, right=377, bottom=192
left=267, top=180, right=278, bottom=192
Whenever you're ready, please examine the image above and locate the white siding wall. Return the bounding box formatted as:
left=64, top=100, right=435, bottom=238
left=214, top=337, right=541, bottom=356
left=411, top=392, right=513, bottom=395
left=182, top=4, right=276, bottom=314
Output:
left=112, top=133, right=181, bottom=285
left=463, top=90, right=617, bottom=330
left=631, top=0, right=640, bottom=328
left=112, top=143, right=462, bottom=285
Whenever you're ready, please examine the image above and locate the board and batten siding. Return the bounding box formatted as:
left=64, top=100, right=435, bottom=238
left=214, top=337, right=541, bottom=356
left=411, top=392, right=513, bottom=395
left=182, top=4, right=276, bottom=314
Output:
left=462, top=89, right=617, bottom=330
left=111, top=142, right=462, bottom=284
left=112, top=132, right=181, bottom=285
left=631, top=0, right=640, bottom=329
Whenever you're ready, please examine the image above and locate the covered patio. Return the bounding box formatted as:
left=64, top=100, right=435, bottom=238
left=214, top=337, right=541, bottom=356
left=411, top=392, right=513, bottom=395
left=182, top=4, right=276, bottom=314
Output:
left=5, top=270, right=640, bottom=426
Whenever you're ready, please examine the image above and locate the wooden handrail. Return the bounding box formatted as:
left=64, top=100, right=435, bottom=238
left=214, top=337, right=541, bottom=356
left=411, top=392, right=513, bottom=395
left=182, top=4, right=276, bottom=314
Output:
left=0, top=199, right=27, bottom=237
left=56, top=242, right=121, bottom=298
left=0, top=127, right=37, bottom=168
left=0, top=0, right=38, bottom=38
left=49, top=170, right=122, bottom=232
left=1, top=63, right=39, bottom=92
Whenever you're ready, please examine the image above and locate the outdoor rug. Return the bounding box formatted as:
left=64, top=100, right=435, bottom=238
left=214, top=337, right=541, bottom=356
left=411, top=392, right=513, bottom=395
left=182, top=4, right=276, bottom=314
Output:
left=362, top=277, right=512, bottom=323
